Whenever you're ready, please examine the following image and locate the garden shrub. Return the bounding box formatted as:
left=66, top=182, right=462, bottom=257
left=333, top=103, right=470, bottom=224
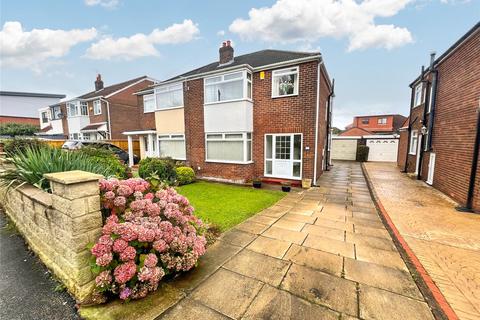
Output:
left=176, top=166, right=195, bottom=185
left=3, top=138, right=47, bottom=156
left=356, top=145, right=370, bottom=162
left=89, top=178, right=206, bottom=302
left=138, top=157, right=176, bottom=185
left=77, top=147, right=128, bottom=179
left=0, top=122, right=39, bottom=137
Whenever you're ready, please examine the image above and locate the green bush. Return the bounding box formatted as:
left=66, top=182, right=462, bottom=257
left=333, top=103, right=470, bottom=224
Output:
left=0, top=123, right=39, bottom=137
left=3, top=138, right=47, bottom=156
left=176, top=166, right=195, bottom=185
left=356, top=145, right=370, bottom=162
left=138, top=157, right=177, bottom=184
left=0, top=146, right=123, bottom=191
left=76, top=147, right=128, bottom=179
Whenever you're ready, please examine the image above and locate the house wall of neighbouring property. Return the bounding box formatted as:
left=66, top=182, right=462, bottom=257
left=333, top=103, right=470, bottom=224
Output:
left=397, top=130, right=408, bottom=168
left=353, top=115, right=395, bottom=133
left=0, top=115, right=40, bottom=126
left=0, top=170, right=103, bottom=302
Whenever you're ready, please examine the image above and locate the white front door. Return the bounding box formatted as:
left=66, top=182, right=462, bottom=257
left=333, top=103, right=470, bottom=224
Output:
left=427, top=153, right=436, bottom=185
left=265, top=134, right=302, bottom=179
left=144, top=134, right=157, bottom=157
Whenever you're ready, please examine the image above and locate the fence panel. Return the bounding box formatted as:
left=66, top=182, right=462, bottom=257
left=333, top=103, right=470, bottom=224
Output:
left=44, top=139, right=141, bottom=156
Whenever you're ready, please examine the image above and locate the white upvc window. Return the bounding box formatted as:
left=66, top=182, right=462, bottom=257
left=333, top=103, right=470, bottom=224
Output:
left=93, top=100, right=102, bottom=115
left=206, top=132, right=252, bottom=163
left=409, top=130, right=418, bottom=155
left=272, top=66, right=299, bottom=98
left=67, top=101, right=88, bottom=117
left=424, top=130, right=429, bottom=151
left=377, top=117, right=387, bottom=125
left=41, top=111, right=49, bottom=123
left=143, top=94, right=155, bottom=113
left=413, top=83, right=424, bottom=107
left=155, top=83, right=184, bottom=110
left=50, top=105, right=62, bottom=120
left=158, top=134, right=186, bottom=160
left=427, top=85, right=433, bottom=113
left=204, top=70, right=252, bottom=104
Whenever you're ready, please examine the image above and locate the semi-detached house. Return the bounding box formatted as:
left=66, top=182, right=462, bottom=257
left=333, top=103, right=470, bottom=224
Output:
left=125, top=42, right=334, bottom=186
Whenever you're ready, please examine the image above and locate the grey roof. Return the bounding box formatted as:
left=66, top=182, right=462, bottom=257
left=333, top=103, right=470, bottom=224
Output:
left=78, top=76, right=148, bottom=99
left=165, top=49, right=320, bottom=82
left=0, top=91, right=65, bottom=99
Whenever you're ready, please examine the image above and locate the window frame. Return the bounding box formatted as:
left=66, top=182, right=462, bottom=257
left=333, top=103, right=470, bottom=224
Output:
left=93, top=100, right=102, bottom=115
left=271, top=66, right=299, bottom=98
left=377, top=117, right=387, bottom=125
left=409, top=130, right=418, bottom=155
left=143, top=93, right=156, bottom=113
left=66, top=100, right=88, bottom=117
left=41, top=111, right=49, bottom=124
left=413, top=83, right=424, bottom=107
left=50, top=105, right=62, bottom=120
left=157, top=133, right=186, bottom=160
left=204, top=69, right=252, bottom=105
left=205, top=132, right=253, bottom=164
left=154, top=83, right=184, bottom=111
left=361, top=118, right=370, bottom=125
left=264, top=133, right=303, bottom=179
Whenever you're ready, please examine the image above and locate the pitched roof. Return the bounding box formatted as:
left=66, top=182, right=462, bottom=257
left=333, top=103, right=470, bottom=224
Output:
left=165, top=49, right=320, bottom=82
left=339, top=127, right=374, bottom=136
left=78, top=76, right=149, bottom=100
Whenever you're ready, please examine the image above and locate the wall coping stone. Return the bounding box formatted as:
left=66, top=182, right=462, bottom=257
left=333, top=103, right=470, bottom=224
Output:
left=44, top=170, right=103, bottom=185
left=18, top=185, right=52, bottom=207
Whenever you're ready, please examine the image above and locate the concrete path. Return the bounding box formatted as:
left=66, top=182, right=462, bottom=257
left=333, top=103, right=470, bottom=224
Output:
left=155, top=162, right=434, bottom=320
left=0, top=211, right=79, bottom=320
left=364, top=162, right=480, bottom=320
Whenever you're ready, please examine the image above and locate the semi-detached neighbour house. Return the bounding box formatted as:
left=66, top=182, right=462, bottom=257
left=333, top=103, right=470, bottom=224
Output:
left=398, top=22, right=480, bottom=212
left=39, top=75, right=157, bottom=140
left=342, top=114, right=407, bottom=136
left=125, top=41, right=334, bottom=185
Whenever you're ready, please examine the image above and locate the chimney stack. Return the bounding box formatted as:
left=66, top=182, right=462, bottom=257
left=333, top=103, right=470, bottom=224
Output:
left=95, top=74, right=104, bottom=91
left=219, top=40, right=234, bottom=65
left=429, top=51, right=436, bottom=69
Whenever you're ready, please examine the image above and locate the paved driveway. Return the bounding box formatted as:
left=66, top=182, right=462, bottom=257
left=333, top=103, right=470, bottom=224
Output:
left=158, top=161, right=434, bottom=320
left=364, top=162, right=480, bottom=320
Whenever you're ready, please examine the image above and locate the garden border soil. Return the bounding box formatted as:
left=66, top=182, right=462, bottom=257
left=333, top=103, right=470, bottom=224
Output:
left=361, top=163, right=458, bottom=320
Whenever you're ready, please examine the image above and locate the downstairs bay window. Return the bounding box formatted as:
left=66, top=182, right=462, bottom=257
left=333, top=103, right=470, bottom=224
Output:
left=204, top=70, right=252, bottom=104
left=158, top=134, right=186, bottom=160
left=206, top=132, right=252, bottom=163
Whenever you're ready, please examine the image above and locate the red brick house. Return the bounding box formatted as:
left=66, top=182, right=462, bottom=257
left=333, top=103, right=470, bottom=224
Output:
left=129, top=42, right=334, bottom=185
left=343, top=114, right=406, bottom=135
left=40, top=75, right=157, bottom=140
left=399, top=22, right=480, bottom=212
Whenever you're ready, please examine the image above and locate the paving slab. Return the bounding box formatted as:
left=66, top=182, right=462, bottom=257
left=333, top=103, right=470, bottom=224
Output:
left=314, top=217, right=354, bottom=231
left=243, top=285, right=340, bottom=320
left=223, top=249, right=291, bottom=286
left=160, top=298, right=229, bottom=319
left=262, top=226, right=307, bottom=245
left=235, top=220, right=269, bottom=235
left=355, top=244, right=408, bottom=272
left=281, top=264, right=358, bottom=316
left=354, top=225, right=391, bottom=239
left=302, top=224, right=345, bottom=241
left=272, top=219, right=305, bottom=232
left=345, top=232, right=397, bottom=252
left=219, top=229, right=256, bottom=247
left=258, top=208, right=287, bottom=218
left=247, top=235, right=292, bottom=259
left=281, top=213, right=317, bottom=224
left=247, top=214, right=278, bottom=226
left=190, top=268, right=263, bottom=319
left=359, top=284, right=434, bottom=320
left=303, top=234, right=355, bottom=258
left=283, top=244, right=343, bottom=277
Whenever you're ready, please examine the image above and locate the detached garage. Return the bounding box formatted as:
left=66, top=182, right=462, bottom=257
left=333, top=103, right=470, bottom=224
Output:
left=331, top=137, right=359, bottom=160
left=331, top=135, right=399, bottom=162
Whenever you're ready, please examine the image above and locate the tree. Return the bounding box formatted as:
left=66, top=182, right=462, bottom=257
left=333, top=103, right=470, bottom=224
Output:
left=0, top=123, right=39, bottom=137
left=331, top=127, right=343, bottom=135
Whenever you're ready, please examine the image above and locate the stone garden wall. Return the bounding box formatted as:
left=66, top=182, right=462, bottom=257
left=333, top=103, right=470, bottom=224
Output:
left=0, top=170, right=103, bottom=302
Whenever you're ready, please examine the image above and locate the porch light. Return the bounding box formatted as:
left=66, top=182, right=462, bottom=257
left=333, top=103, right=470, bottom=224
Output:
left=421, top=126, right=428, bottom=135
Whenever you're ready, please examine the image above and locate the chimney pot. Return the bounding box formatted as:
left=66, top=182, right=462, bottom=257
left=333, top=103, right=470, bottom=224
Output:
left=219, top=40, right=234, bottom=65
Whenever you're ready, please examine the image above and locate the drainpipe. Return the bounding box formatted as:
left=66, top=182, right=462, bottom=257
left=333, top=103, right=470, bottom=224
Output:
left=457, top=100, right=480, bottom=213
left=101, top=97, right=112, bottom=140
left=325, top=79, right=335, bottom=171
left=403, top=84, right=417, bottom=173
left=417, top=64, right=429, bottom=180
left=427, top=52, right=438, bottom=150
left=313, top=61, right=323, bottom=186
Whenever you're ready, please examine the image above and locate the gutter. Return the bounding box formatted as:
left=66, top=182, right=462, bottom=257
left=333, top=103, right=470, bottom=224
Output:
left=313, top=61, right=323, bottom=186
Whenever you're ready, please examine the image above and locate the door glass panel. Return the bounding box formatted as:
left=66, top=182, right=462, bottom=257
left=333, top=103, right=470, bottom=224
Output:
left=293, top=135, right=301, bottom=160
left=266, top=135, right=273, bottom=159
left=266, top=160, right=272, bottom=174
left=275, top=136, right=291, bottom=160
left=293, top=162, right=301, bottom=177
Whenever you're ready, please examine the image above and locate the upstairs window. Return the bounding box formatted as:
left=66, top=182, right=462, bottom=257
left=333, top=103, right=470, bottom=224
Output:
left=377, top=118, right=387, bottom=125
left=361, top=118, right=369, bottom=125
left=67, top=101, right=88, bottom=117
left=50, top=105, right=62, bottom=120
left=414, top=83, right=424, bottom=107
left=205, top=71, right=252, bottom=104
left=272, top=67, right=299, bottom=97
left=143, top=94, right=155, bottom=113
left=93, top=100, right=102, bottom=115
left=41, top=111, right=49, bottom=123
left=155, top=84, right=183, bottom=110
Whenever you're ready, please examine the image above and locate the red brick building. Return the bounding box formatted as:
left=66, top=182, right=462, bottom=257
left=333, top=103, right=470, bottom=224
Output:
left=399, top=22, right=480, bottom=212
left=131, top=42, right=334, bottom=185
left=343, top=114, right=406, bottom=135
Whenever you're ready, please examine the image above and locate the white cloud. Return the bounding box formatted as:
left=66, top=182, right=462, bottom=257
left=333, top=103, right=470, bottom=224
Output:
left=85, top=19, right=199, bottom=60
left=84, top=0, right=119, bottom=8
left=217, top=30, right=226, bottom=36
left=0, top=21, right=97, bottom=71
left=229, top=0, right=413, bottom=51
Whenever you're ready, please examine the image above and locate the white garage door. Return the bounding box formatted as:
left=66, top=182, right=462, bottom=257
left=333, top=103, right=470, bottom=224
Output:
left=331, top=139, right=358, bottom=160
left=366, top=139, right=398, bottom=162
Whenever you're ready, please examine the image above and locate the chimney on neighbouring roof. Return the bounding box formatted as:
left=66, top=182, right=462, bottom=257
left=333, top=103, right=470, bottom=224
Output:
left=95, top=74, right=104, bottom=91
left=219, top=40, right=234, bottom=65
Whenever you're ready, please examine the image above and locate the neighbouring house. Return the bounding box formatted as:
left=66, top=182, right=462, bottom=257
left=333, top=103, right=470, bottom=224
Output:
left=399, top=22, right=479, bottom=212
left=127, top=41, right=334, bottom=185
left=39, top=75, right=157, bottom=140
left=343, top=114, right=407, bottom=135
left=338, top=127, right=375, bottom=137
left=1, top=91, right=65, bottom=126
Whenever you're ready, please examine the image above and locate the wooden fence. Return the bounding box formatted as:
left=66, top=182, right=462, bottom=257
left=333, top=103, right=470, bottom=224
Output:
left=44, top=139, right=141, bottom=156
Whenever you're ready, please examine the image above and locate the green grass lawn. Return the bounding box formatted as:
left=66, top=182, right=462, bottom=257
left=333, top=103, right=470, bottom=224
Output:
left=177, top=181, right=285, bottom=231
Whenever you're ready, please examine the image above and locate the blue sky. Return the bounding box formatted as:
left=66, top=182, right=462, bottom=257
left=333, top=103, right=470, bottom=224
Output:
left=1, top=0, right=479, bottom=128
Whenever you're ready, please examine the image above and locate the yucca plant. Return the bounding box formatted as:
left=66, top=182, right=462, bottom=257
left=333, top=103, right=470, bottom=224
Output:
left=1, top=146, right=120, bottom=191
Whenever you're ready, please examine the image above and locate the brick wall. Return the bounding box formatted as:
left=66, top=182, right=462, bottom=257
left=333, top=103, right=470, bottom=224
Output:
left=0, top=115, right=40, bottom=126
left=397, top=130, right=408, bottom=168
left=136, top=95, right=156, bottom=130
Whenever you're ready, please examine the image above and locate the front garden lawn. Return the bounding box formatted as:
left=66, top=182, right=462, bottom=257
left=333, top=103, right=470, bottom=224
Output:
left=177, top=181, right=285, bottom=231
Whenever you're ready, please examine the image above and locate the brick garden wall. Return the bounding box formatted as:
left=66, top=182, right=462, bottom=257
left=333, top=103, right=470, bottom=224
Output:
left=397, top=130, right=408, bottom=168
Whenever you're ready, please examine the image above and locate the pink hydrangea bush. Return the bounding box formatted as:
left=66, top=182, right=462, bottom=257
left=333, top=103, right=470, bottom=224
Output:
left=89, top=178, right=206, bottom=301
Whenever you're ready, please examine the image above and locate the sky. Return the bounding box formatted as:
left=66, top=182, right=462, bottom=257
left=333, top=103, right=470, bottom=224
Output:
left=0, top=0, right=479, bottom=129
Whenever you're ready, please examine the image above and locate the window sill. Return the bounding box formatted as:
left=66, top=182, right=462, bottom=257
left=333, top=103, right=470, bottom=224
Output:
left=155, top=106, right=184, bottom=112
left=408, top=152, right=417, bottom=156
left=143, top=110, right=156, bottom=114
left=205, top=160, right=254, bottom=165
left=272, top=93, right=298, bottom=99
left=204, top=98, right=253, bottom=106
